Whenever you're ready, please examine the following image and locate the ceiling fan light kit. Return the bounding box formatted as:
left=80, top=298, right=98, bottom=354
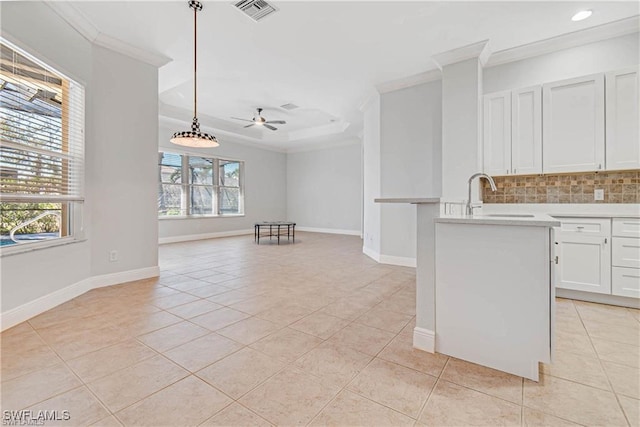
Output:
left=171, top=0, right=219, bottom=148
left=231, top=107, right=287, bottom=131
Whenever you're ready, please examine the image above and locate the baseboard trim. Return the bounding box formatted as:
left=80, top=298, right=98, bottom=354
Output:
left=89, top=266, right=160, bottom=289
left=379, top=254, right=417, bottom=268
left=362, top=247, right=417, bottom=268
left=159, top=227, right=361, bottom=245
left=557, top=288, right=640, bottom=309
left=1, top=266, right=160, bottom=332
left=362, top=246, right=380, bottom=262
left=159, top=229, right=254, bottom=244
left=296, top=226, right=361, bottom=236
left=413, top=327, right=435, bottom=353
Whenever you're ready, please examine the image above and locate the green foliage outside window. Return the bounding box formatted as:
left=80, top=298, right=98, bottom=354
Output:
left=0, top=202, right=61, bottom=235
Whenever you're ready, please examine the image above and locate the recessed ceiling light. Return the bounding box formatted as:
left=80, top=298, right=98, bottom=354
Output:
left=572, top=10, right=593, bottom=21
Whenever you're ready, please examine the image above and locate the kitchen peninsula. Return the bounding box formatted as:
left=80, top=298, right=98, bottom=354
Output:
left=375, top=198, right=560, bottom=380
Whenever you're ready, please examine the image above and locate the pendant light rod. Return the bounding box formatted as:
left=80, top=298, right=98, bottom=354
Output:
left=170, top=0, right=219, bottom=148
left=192, top=0, right=199, bottom=118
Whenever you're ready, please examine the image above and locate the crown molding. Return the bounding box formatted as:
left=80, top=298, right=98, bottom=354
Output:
left=357, top=90, right=379, bottom=112
left=93, top=33, right=171, bottom=67
left=160, top=100, right=351, bottom=148
left=45, top=1, right=100, bottom=41
left=285, top=138, right=362, bottom=154
left=487, top=16, right=640, bottom=68
left=431, top=39, right=491, bottom=70
left=160, top=113, right=359, bottom=154
left=373, top=18, right=638, bottom=95
left=45, top=2, right=171, bottom=68
left=376, top=68, right=442, bottom=94
left=287, top=121, right=350, bottom=141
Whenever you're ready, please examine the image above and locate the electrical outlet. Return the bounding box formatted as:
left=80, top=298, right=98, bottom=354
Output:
left=594, top=189, right=605, bottom=201
left=109, top=250, right=119, bottom=262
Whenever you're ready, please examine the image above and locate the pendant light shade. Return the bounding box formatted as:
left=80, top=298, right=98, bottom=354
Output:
left=171, top=0, right=219, bottom=148
left=171, top=117, right=218, bottom=148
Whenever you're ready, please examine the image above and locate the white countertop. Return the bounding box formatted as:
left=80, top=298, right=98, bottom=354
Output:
left=550, top=213, right=639, bottom=219
left=374, top=197, right=442, bottom=204
left=481, top=203, right=639, bottom=219
left=435, top=213, right=561, bottom=227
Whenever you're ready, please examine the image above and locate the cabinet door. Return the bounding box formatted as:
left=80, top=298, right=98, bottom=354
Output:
left=512, top=86, right=542, bottom=175
left=483, top=91, right=511, bottom=176
left=555, top=231, right=611, bottom=294
left=543, top=74, right=605, bottom=173
left=606, top=67, right=640, bottom=171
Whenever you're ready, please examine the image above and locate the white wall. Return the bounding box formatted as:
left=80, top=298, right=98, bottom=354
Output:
left=157, top=125, right=287, bottom=241
left=379, top=80, right=442, bottom=260
left=441, top=58, right=483, bottom=201
left=1, top=2, right=159, bottom=315
left=286, top=142, right=362, bottom=234
left=484, top=33, right=640, bottom=93
left=362, top=95, right=382, bottom=257
left=90, top=46, right=159, bottom=275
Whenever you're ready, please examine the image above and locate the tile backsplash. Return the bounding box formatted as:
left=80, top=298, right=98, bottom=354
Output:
left=482, top=170, right=639, bottom=204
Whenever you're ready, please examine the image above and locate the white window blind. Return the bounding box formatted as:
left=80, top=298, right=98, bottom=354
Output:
left=0, top=40, right=85, bottom=203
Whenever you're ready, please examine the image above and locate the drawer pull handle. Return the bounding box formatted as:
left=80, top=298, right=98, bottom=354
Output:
left=622, top=245, right=640, bottom=248
left=576, top=226, right=585, bottom=230
left=622, top=274, right=640, bottom=279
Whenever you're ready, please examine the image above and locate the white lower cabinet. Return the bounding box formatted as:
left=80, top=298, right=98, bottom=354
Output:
left=612, top=267, right=640, bottom=298
left=555, top=229, right=611, bottom=294
left=555, top=217, right=640, bottom=300
left=612, top=218, right=640, bottom=298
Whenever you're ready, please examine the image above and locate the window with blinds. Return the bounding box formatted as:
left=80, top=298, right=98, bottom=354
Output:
left=0, top=39, right=85, bottom=249
left=158, top=152, right=244, bottom=217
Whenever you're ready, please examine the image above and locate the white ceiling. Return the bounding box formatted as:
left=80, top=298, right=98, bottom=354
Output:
left=65, top=1, right=639, bottom=150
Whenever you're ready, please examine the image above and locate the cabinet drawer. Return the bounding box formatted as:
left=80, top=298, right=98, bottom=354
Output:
left=613, top=218, right=640, bottom=238
left=612, top=266, right=640, bottom=298
left=613, top=237, right=640, bottom=268
left=558, top=218, right=611, bottom=236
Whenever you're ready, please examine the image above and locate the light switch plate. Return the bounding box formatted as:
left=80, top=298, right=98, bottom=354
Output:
left=594, top=189, right=605, bottom=201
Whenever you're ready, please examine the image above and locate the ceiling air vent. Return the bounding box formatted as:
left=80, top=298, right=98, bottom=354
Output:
left=280, top=103, right=299, bottom=110
left=234, top=0, right=278, bottom=22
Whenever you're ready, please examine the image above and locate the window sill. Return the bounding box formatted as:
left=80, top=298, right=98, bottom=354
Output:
left=158, top=214, right=246, bottom=221
left=0, top=237, right=87, bottom=258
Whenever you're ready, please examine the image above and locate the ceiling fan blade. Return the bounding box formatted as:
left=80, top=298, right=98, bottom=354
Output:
left=231, top=117, right=253, bottom=122
left=244, top=123, right=255, bottom=128
left=263, top=124, right=277, bottom=131
left=266, top=120, right=286, bottom=124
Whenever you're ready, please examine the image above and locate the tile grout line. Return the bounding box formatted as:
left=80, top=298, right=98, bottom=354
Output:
left=575, top=306, right=635, bottom=427
left=25, top=326, right=116, bottom=422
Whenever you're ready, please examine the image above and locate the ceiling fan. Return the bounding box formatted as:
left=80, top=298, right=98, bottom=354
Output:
left=231, top=108, right=286, bottom=131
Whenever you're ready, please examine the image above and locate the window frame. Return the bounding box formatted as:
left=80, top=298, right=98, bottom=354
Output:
left=0, top=38, right=86, bottom=256
left=158, top=151, right=245, bottom=219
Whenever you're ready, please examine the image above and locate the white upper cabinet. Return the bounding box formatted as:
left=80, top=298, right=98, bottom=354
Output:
left=511, top=86, right=542, bottom=175
left=483, top=87, right=542, bottom=176
left=483, top=91, right=511, bottom=176
left=543, top=73, right=605, bottom=173
left=606, top=67, right=640, bottom=171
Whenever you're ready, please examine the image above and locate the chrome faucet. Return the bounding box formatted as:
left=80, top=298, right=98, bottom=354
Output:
left=467, top=172, right=497, bottom=215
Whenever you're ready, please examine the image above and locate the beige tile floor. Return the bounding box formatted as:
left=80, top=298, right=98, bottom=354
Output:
left=1, top=232, right=639, bottom=426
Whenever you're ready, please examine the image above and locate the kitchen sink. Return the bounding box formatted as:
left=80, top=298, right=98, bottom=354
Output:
left=484, top=214, right=535, bottom=218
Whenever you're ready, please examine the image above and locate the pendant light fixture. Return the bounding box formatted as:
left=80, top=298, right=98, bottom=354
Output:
left=171, top=0, right=219, bottom=148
